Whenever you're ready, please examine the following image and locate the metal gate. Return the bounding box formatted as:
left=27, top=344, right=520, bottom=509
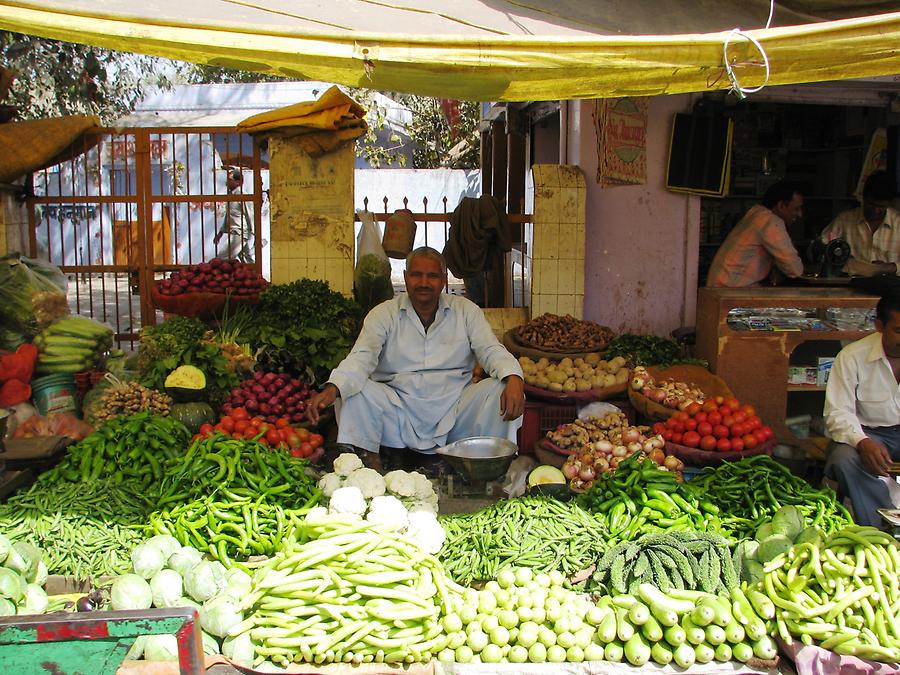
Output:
left=26, top=127, right=264, bottom=349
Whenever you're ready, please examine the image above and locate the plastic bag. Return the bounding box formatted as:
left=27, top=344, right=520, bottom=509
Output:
left=0, top=254, right=67, bottom=336
left=354, top=210, right=394, bottom=314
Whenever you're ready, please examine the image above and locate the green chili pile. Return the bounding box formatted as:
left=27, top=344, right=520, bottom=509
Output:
left=687, top=455, right=852, bottom=539
left=51, top=412, right=190, bottom=485
left=578, top=454, right=723, bottom=541
left=150, top=433, right=321, bottom=566
left=157, top=433, right=320, bottom=509
left=438, top=496, right=608, bottom=585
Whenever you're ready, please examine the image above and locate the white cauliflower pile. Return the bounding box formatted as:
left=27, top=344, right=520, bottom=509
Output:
left=314, top=453, right=445, bottom=553
left=318, top=453, right=439, bottom=514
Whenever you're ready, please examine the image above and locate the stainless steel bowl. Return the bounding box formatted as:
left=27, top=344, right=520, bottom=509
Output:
left=436, top=436, right=518, bottom=481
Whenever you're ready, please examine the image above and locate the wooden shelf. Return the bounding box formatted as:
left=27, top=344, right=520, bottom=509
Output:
left=696, top=287, right=877, bottom=450
left=787, top=384, right=826, bottom=392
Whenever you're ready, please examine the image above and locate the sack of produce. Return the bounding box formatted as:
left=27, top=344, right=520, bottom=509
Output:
left=354, top=210, right=394, bottom=315
left=0, top=254, right=67, bottom=338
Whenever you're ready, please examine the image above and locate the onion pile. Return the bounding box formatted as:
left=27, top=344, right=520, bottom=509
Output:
left=562, top=426, right=683, bottom=491
left=221, top=371, right=312, bottom=425
left=630, top=365, right=705, bottom=412
left=156, top=258, right=268, bottom=296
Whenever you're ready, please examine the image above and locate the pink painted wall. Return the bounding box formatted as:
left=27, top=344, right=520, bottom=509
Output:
left=567, top=96, right=701, bottom=337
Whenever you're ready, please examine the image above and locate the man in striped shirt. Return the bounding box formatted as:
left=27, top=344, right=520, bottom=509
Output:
left=821, top=171, right=899, bottom=277
left=706, top=182, right=805, bottom=288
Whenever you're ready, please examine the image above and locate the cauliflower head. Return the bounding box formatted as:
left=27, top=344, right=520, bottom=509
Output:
left=304, top=506, right=330, bottom=524
left=332, top=453, right=364, bottom=476
left=317, top=473, right=343, bottom=498
left=384, top=470, right=418, bottom=498
left=406, top=511, right=446, bottom=554
left=365, top=495, right=409, bottom=530
left=345, top=467, right=386, bottom=499
left=411, top=471, right=437, bottom=499
left=328, top=486, right=367, bottom=516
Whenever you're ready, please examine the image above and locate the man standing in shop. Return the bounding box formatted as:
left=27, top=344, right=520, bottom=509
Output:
left=824, top=290, right=900, bottom=528
left=214, top=167, right=253, bottom=263
left=306, top=246, right=525, bottom=470
left=706, top=181, right=805, bottom=287
left=821, top=171, right=899, bottom=277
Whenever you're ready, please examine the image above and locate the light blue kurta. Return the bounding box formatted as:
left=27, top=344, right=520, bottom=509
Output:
left=328, top=293, right=523, bottom=451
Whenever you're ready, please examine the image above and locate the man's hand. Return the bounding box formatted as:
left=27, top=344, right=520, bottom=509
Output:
left=213, top=231, right=222, bottom=245
left=500, top=375, right=525, bottom=421
left=857, top=436, right=892, bottom=476
left=306, top=384, right=339, bottom=425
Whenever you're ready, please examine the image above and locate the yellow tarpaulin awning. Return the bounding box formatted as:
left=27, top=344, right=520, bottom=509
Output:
left=0, top=115, right=99, bottom=183
left=238, top=85, right=368, bottom=156
left=0, top=0, right=898, bottom=100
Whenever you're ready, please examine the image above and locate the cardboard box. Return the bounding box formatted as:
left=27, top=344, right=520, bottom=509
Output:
left=788, top=367, right=807, bottom=385
left=817, top=357, right=835, bottom=387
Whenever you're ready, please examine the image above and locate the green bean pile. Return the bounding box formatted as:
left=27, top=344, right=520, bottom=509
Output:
left=52, top=412, right=190, bottom=485
left=149, top=491, right=317, bottom=567
left=234, top=515, right=458, bottom=668
left=688, top=455, right=852, bottom=539
left=157, top=434, right=320, bottom=509
left=438, top=496, right=609, bottom=585
left=0, top=478, right=151, bottom=578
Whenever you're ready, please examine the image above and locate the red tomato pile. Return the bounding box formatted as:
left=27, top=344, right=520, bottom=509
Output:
left=652, top=396, right=773, bottom=453
left=191, top=406, right=324, bottom=458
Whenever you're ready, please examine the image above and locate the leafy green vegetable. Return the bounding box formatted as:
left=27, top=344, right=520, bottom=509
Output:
left=604, top=334, right=707, bottom=368
left=137, top=316, right=239, bottom=405
left=354, top=253, right=394, bottom=315
left=241, top=279, right=361, bottom=383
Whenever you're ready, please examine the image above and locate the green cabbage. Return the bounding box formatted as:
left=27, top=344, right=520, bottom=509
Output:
left=20, top=583, right=48, bottom=615
left=144, top=634, right=178, bottom=661
left=201, top=596, right=242, bottom=638
left=146, top=535, right=182, bottom=561
left=149, top=569, right=183, bottom=608
left=0, top=534, right=11, bottom=564
left=110, top=574, right=153, bottom=611
left=124, top=636, right=147, bottom=660
left=167, top=546, right=202, bottom=577
left=5, top=542, right=41, bottom=579
left=0, top=568, right=23, bottom=603
left=201, top=631, right=220, bottom=656
left=184, top=561, right=225, bottom=602
left=28, top=560, right=48, bottom=586
left=222, top=567, right=252, bottom=600
left=131, top=542, right=166, bottom=579
left=222, top=632, right=255, bottom=665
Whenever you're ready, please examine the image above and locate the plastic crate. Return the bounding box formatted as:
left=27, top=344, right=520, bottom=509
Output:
left=516, top=398, right=636, bottom=457
left=517, top=401, right=577, bottom=456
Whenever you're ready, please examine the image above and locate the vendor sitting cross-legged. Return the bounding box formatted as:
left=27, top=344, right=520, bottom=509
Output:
left=306, top=246, right=525, bottom=468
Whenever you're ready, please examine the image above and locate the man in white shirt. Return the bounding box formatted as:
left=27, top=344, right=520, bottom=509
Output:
left=306, top=246, right=525, bottom=469
left=821, top=171, right=899, bottom=277
left=824, top=291, right=900, bottom=527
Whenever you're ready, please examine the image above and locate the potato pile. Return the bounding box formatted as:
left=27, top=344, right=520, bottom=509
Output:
left=520, top=354, right=629, bottom=393
left=516, top=313, right=615, bottom=352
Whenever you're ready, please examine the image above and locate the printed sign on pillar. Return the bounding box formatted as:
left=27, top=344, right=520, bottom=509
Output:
left=593, top=98, right=648, bottom=187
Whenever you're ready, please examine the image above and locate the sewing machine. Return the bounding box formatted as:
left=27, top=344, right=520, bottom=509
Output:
left=805, top=238, right=852, bottom=280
